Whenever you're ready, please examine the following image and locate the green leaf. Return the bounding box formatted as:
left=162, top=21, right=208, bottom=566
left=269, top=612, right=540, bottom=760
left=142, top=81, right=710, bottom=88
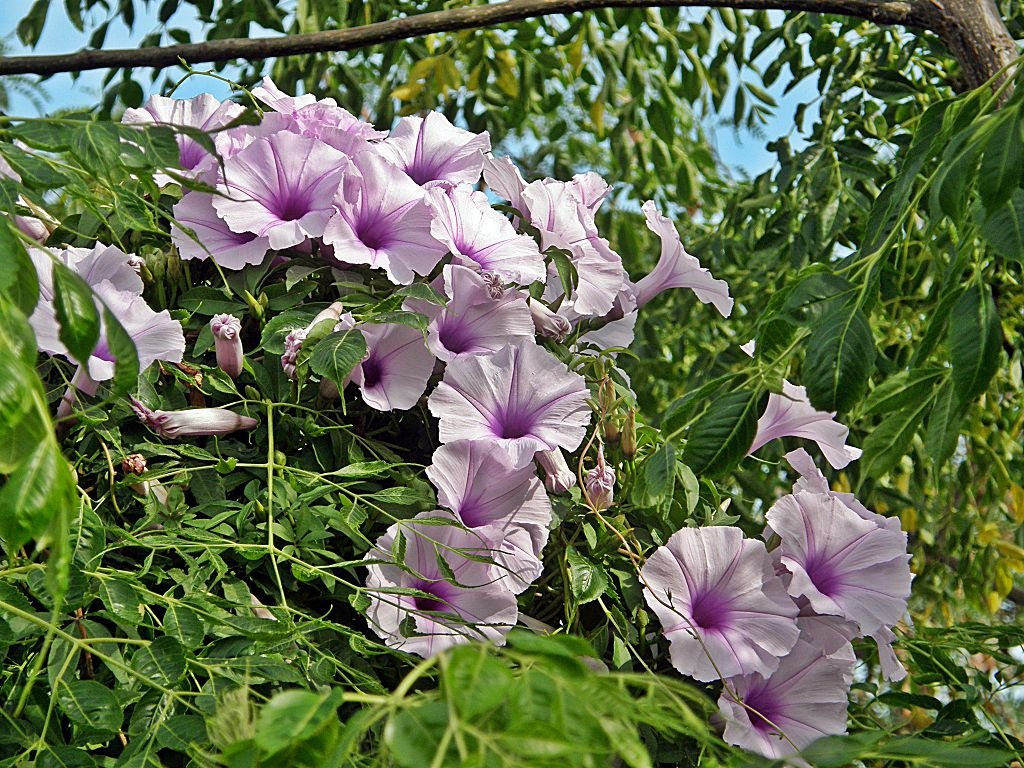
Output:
left=566, top=547, right=609, bottom=604
left=681, top=389, right=764, bottom=476
left=163, top=603, right=205, bottom=648
left=37, top=746, right=98, bottom=768
left=925, top=378, right=966, bottom=466
left=978, top=108, right=1023, bottom=213
left=861, top=367, right=944, bottom=417
left=861, top=398, right=932, bottom=477
left=58, top=680, right=123, bottom=732
left=0, top=220, right=41, bottom=315
left=131, top=636, right=187, bottom=685
left=100, top=577, right=142, bottom=626
left=156, top=715, right=208, bottom=752
left=253, top=689, right=344, bottom=757
left=0, top=439, right=75, bottom=553
left=641, top=443, right=676, bottom=504
left=948, top=282, right=1001, bottom=405
left=804, top=302, right=875, bottom=413
left=52, top=262, right=101, bottom=366
left=102, top=304, right=140, bottom=396
left=980, top=188, right=1024, bottom=262
left=309, top=329, right=368, bottom=384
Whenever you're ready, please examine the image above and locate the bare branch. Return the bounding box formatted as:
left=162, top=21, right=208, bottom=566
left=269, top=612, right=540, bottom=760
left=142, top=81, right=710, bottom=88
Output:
left=0, top=0, right=1014, bottom=92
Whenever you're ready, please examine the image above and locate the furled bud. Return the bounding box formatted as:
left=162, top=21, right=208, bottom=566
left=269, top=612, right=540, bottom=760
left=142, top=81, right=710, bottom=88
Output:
left=535, top=448, right=576, bottom=494
left=131, top=397, right=258, bottom=439
left=121, top=452, right=168, bottom=504
left=281, top=328, right=308, bottom=380
left=584, top=444, right=615, bottom=511
left=210, top=314, right=244, bottom=378
left=621, top=409, right=637, bottom=459
left=528, top=299, right=571, bottom=342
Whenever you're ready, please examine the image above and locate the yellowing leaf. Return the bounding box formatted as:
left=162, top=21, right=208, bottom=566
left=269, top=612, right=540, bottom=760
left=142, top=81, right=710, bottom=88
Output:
left=390, top=83, right=424, bottom=102
left=567, top=32, right=585, bottom=76
left=590, top=99, right=605, bottom=138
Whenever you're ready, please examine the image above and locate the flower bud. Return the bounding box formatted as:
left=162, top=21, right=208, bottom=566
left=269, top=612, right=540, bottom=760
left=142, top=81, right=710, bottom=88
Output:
left=585, top=445, right=615, bottom=511
left=281, top=328, right=308, bottom=380
left=535, top=448, right=576, bottom=494
left=211, top=314, right=244, bottom=379
left=604, top=417, right=620, bottom=443
left=131, top=397, right=258, bottom=439
left=121, top=452, right=169, bottom=504
left=528, top=299, right=571, bottom=342
left=621, top=409, right=637, bottom=459
left=14, top=214, right=49, bottom=243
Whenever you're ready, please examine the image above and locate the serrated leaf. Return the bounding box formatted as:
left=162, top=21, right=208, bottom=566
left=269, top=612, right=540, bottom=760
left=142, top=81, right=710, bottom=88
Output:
left=0, top=220, right=41, bottom=315
left=52, top=262, right=101, bottom=366
left=682, top=389, right=764, bottom=476
left=163, top=603, right=204, bottom=648
left=978, top=109, right=1023, bottom=213
left=131, top=636, right=187, bottom=685
left=861, top=398, right=932, bottom=477
left=102, top=304, right=140, bottom=396
left=565, top=547, right=609, bottom=604
left=309, top=329, right=368, bottom=384
left=804, top=302, right=875, bottom=413
left=949, top=282, right=1001, bottom=405
left=0, top=439, right=75, bottom=552
left=100, top=577, right=142, bottom=626
left=980, top=188, right=1024, bottom=262
left=925, top=378, right=966, bottom=465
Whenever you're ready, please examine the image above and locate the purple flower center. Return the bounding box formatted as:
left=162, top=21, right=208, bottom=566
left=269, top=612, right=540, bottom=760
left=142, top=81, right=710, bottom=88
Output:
left=407, top=160, right=443, bottom=187
left=356, top=215, right=390, bottom=250
left=274, top=190, right=311, bottom=222
left=412, top=580, right=451, bottom=613
left=362, top=357, right=383, bottom=388
left=491, top=406, right=533, bottom=440
left=92, top=339, right=115, bottom=362
left=742, top=685, right=783, bottom=734
left=437, top=319, right=472, bottom=355
left=689, top=589, right=731, bottom=632
left=804, top=554, right=843, bottom=597
left=178, top=138, right=205, bottom=171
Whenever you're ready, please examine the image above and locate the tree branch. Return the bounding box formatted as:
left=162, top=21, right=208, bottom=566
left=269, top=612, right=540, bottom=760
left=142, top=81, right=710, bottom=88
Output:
left=0, top=0, right=1014, bottom=92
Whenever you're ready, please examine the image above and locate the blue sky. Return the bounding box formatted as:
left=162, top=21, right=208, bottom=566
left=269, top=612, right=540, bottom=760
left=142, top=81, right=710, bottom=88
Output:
left=0, top=1, right=815, bottom=177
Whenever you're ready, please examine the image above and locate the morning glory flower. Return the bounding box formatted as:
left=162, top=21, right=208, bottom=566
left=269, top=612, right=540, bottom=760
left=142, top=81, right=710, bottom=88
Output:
left=528, top=299, right=572, bottom=342
left=428, top=341, right=592, bottom=469
left=641, top=526, right=800, bottom=682
left=214, top=130, right=353, bottom=251
left=171, top=191, right=272, bottom=269
left=750, top=381, right=863, bottom=469
left=364, top=511, right=518, bottom=658
left=322, top=151, right=447, bottom=284
left=766, top=490, right=912, bottom=637
left=424, top=182, right=546, bottom=285
left=718, top=636, right=852, bottom=760
left=535, top=448, right=577, bottom=493
left=349, top=322, right=435, bottom=411
left=634, top=201, right=733, bottom=317
left=408, top=265, right=534, bottom=362
left=380, top=112, right=491, bottom=186
left=122, top=93, right=245, bottom=179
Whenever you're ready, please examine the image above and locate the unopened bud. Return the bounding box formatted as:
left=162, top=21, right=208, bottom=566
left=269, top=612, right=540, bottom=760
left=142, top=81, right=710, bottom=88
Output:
left=281, top=328, right=308, bottom=380
left=211, top=314, right=244, bottom=378
left=621, top=409, right=637, bottom=458
left=528, top=299, right=571, bottom=342
left=535, top=448, right=576, bottom=494
left=584, top=444, right=615, bottom=511
left=599, top=378, right=615, bottom=413
left=131, top=397, right=258, bottom=439
left=604, top=417, right=620, bottom=443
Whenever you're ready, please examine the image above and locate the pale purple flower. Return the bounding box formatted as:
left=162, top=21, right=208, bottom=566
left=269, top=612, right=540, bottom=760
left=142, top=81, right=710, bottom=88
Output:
left=766, top=490, right=912, bottom=637
left=28, top=246, right=184, bottom=382
left=131, top=398, right=258, bottom=438
left=211, top=314, right=244, bottom=378
left=215, top=130, right=352, bottom=250
left=641, top=526, right=800, bottom=682
left=584, top=445, right=615, bottom=511
left=536, top=448, right=577, bottom=493
left=364, top=511, right=518, bottom=657
left=122, top=93, right=245, bottom=178
left=524, top=179, right=626, bottom=317
left=634, top=201, right=733, bottom=317
left=427, top=440, right=552, bottom=592
left=718, top=637, right=852, bottom=760
left=871, top=626, right=908, bottom=682
left=750, top=381, right=862, bottom=469
left=428, top=341, right=591, bottom=469
left=171, top=192, right=271, bottom=269
left=409, top=265, right=534, bottom=362
left=568, top=171, right=611, bottom=213
left=483, top=155, right=528, bottom=216
left=322, top=151, right=447, bottom=284
left=380, top=112, right=491, bottom=186
left=349, top=323, right=434, bottom=411
left=424, top=182, right=546, bottom=285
